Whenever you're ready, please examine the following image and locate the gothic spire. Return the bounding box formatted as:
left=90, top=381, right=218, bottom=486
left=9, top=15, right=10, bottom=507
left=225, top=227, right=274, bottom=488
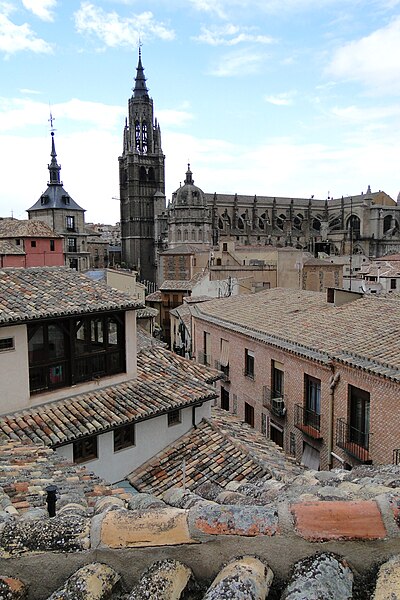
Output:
left=48, top=131, right=61, bottom=185
left=133, top=47, right=148, bottom=98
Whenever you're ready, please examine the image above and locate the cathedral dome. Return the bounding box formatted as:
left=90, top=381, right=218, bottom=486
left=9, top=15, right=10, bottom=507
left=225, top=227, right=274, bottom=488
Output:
left=172, top=165, right=206, bottom=207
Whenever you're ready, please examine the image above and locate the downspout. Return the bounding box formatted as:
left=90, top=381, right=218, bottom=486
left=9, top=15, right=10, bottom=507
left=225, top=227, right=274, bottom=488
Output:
left=328, top=361, right=340, bottom=470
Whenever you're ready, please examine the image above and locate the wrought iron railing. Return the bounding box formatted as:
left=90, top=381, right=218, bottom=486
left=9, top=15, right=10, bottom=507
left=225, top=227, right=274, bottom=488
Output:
left=294, top=404, right=322, bottom=439
left=336, top=418, right=372, bottom=463
left=214, top=360, right=230, bottom=381
left=263, top=387, right=286, bottom=417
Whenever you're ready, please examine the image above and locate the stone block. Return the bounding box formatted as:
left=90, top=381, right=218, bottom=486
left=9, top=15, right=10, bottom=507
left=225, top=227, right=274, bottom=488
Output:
left=189, top=504, right=279, bottom=538
left=100, top=508, right=195, bottom=548
left=292, top=500, right=386, bottom=541
left=373, top=555, right=400, bottom=599
left=203, top=556, right=273, bottom=599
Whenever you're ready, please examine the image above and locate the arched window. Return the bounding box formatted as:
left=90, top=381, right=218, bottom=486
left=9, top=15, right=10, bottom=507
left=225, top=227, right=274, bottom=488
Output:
left=198, top=229, right=203, bottom=241
left=135, top=121, right=140, bottom=152
left=177, top=229, right=182, bottom=241
left=294, top=214, right=303, bottom=230
left=142, top=121, right=148, bottom=154
left=191, top=229, right=196, bottom=241
left=184, top=230, right=188, bottom=241
left=383, top=215, right=392, bottom=233
left=312, top=218, right=321, bottom=231
left=329, top=215, right=341, bottom=231
left=148, top=167, right=155, bottom=182
left=347, top=215, right=361, bottom=237
left=237, top=217, right=245, bottom=230
left=218, top=218, right=224, bottom=229
left=139, top=166, right=147, bottom=182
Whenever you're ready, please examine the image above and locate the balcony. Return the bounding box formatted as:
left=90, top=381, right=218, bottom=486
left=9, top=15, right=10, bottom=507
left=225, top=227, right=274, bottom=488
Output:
left=263, top=387, right=286, bottom=418
left=215, top=360, right=230, bottom=382
left=295, top=404, right=322, bottom=440
left=393, top=449, right=400, bottom=465
left=336, top=418, right=372, bottom=464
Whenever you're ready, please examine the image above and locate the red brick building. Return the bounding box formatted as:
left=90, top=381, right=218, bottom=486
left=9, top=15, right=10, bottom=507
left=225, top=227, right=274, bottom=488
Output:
left=0, top=219, right=64, bottom=267
left=192, top=287, right=400, bottom=470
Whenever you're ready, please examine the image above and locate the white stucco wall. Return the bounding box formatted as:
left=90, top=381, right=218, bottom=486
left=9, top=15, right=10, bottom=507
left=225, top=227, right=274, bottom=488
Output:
left=0, top=324, right=30, bottom=414
left=56, top=400, right=212, bottom=484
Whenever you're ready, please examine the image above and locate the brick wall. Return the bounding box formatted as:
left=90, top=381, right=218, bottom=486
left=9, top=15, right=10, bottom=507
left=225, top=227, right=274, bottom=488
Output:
left=193, top=317, right=399, bottom=469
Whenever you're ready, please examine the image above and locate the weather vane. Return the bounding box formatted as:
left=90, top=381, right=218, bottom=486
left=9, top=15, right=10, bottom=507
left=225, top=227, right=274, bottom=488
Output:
left=48, top=106, right=56, bottom=133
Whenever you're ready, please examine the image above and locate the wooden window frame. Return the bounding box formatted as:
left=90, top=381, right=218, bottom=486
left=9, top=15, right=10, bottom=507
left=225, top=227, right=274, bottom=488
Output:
left=168, top=409, right=181, bottom=427
left=114, top=423, right=135, bottom=452
left=73, top=435, right=98, bottom=464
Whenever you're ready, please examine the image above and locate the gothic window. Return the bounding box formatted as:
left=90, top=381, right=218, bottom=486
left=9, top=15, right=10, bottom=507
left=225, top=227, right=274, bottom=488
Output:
left=139, top=166, right=147, bottom=182
left=198, top=229, right=203, bottom=241
left=276, top=215, right=284, bottom=230
left=142, top=121, right=148, bottom=154
left=177, top=229, right=182, bottom=241
left=258, top=217, right=265, bottom=230
left=294, top=214, right=303, bottom=230
left=347, top=215, right=361, bottom=238
left=312, top=218, right=321, bottom=231
left=135, top=121, right=140, bottom=152
left=184, top=230, right=188, bottom=241
left=148, top=167, right=155, bottom=182
left=383, top=215, right=392, bottom=233
left=218, top=218, right=223, bottom=229
left=237, top=217, right=245, bottom=230
left=191, top=229, right=196, bottom=241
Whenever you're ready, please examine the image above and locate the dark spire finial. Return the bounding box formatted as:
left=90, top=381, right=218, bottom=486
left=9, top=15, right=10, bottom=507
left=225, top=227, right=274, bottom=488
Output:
left=47, top=114, right=62, bottom=186
left=133, top=45, right=148, bottom=98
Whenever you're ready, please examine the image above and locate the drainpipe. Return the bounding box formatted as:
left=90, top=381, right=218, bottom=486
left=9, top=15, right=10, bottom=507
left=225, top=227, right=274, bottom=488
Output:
left=328, top=362, right=340, bottom=470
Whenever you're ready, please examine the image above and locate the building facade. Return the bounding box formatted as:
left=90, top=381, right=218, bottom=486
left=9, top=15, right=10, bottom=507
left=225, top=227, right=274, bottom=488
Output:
left=0, top=267, right=217, bottom=483
left=119, top=57, right=400, bottom=286
left=27, top=131, right=90, bottom=271
left=192, top=287, right=400, bottom=470
left=0, top=218, right=64, bottom=267
left=119, top=49, right=167, bottom=284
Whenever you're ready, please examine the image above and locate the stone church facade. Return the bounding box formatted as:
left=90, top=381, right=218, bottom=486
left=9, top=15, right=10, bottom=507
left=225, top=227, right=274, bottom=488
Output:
left=120, top=53, right=400, bottom=285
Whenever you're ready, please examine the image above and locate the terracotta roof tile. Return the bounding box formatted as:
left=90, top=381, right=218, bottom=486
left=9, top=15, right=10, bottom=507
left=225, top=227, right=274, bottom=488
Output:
left=194, top=288, right=400, bottom=379
left=0, top=348, right=217, bottom=447
left=0, top=266, right=141, bottom=325
left=0, top=219, right=62, bottom=238
left=0, top=240, right=25, bottom=255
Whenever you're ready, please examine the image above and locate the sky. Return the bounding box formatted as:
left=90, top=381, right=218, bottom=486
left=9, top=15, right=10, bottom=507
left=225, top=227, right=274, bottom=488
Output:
left=1, top=1, right=400, bottom=224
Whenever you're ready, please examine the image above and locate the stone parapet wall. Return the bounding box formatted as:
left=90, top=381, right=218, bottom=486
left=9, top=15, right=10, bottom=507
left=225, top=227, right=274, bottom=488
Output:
left=1, top=490, right=399, bottom=598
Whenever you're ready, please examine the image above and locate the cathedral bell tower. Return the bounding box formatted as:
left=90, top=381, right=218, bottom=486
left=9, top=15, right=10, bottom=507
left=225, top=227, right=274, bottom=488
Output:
left=119, top=49, right=166, bottom=284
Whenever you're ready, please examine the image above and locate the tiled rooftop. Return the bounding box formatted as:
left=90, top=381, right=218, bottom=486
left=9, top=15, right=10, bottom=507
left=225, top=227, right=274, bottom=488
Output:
left=360, top=259, right=400, bottom=278
left=0, top=240, right=25, bottom=255
left=128, top=407, right=303, bottom=497
left=0, top=347, right=217, bottom=447
left=159, top=279, right=197, bottom=291
left=145, top=290, right=162, bottom=302
left=194, top=287, right=400, bottom=379
left=0, top=219, right=62, bottom=238
left=0, top=438, right=125, bottom=516
left=136, top=325, right=167, bottom=353
left=128, top=418, right=265, bottom=497
left=0, top=266, right=141, bottom=325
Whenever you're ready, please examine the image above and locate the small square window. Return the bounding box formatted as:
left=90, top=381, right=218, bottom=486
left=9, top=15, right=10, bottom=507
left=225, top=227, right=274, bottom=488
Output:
left=0, top=337, right=14, bottom=351
left=15, top=239, right=20, bottom=246
left=114, top=423, right=135, bottom=452
left=31, top=240, right=36, bottom=248
left=244, top=349, right=255, bottom=379
left=168, top=409, right=181, bottom=426
left=73, top=435, right=98, bottom=463
left=50, top=239, right=55, bottom=251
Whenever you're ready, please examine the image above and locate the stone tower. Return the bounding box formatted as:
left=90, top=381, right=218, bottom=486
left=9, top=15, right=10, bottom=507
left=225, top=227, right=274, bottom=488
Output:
left=27, top=129, right=89, bottom=271
left=119, top=49, right=167, bottom=284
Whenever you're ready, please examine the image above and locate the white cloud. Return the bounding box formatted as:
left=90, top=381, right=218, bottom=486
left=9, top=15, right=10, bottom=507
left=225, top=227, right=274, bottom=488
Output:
left=157, top=108, right=194, bottom=127
left=22, top=0, right=56, bottom=22
left=194, top=23, right=274, bottom=46
left=74, top=2, right=175, bottom=48
left=187, top=0, right=227, bottom=19
left=0, top=97, right=124, bottom=132
left=210, top=49, right=265, bottom=76
left=0, top=13, right=52, bottom=55
left=265, top=92, right=295, bottom=106
left=327, top=16, right=400, bottom=93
